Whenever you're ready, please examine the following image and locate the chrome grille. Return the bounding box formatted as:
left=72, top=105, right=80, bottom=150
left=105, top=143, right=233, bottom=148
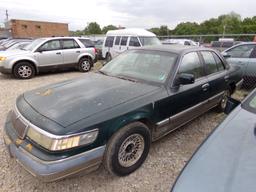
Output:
left=11, top=109, right=28, bottom=139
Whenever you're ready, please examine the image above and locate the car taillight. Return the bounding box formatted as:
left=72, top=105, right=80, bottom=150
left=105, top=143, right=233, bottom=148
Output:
left=93, top=48, right=96, bottom=54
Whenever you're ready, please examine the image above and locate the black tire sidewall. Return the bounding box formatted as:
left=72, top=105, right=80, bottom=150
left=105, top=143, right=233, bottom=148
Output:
left=106, top=53, right=112, bottom=62
left=13, top=62, right=35, bottom=79
left=78, top=58, right=92, bottom=72
left=106, top=123, right=151, bottom=176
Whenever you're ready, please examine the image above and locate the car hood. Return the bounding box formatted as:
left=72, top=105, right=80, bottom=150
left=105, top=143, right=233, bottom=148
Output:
left=22, top=73, right=159, bottom=127
left=172, top=107, right=256, bottom=192
left=0, top=49, right=30, bottom=57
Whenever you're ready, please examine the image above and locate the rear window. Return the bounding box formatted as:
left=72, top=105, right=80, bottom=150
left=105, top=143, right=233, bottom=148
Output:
left=104, top=36, right=114, bottom=47
left=79, top=39, right=94, bottom=47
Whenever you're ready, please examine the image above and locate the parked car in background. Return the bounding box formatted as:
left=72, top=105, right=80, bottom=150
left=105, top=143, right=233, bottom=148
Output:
left=3, top=45, right=242, bottom=181
left=162, top=39, right=199, bottom=46
left=222, top=42, right=256, bottom=87
left=0, top=37, right=97, bottom=79
left=210, top=40, right=241, bottom=52
left=93, top=39, right=103, bottom=59
left=102, top=28, right=161, bottom=61
left=0, top=40, right=32, bottom=51
left=171, top=89, right=256, bottom=192
left=0, top=39, right=32, bottom=51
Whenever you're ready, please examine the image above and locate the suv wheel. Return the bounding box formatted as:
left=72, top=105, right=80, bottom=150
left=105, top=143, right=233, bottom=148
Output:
left=104, top=122, right=151, bottom=176
left=78, top=58, right=92, bottom=72
left=13, top=62, right=35, bottom=79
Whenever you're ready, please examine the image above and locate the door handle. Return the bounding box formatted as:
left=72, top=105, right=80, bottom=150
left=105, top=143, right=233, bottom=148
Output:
left=56, top=52, right=61, bottom=55
left=76, top=51, right=80, bottom=53
left=224, top=75, right=229, bottom=82
left=202, top=83, right=210, bottom=91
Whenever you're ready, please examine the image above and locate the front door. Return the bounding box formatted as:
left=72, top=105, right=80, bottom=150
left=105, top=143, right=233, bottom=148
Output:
left=154, top=52, right=209, bottom=138
left=35, top=39, right=63, bottom=67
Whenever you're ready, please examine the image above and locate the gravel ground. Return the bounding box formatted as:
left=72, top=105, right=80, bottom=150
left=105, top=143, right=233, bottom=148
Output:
left=0, top=65, right=249, bottom=192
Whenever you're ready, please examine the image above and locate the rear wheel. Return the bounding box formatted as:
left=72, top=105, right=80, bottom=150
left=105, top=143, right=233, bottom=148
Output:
left=216, top=90, right=231, bottom=112
left=78, top=58, right=92, bottom=72
left=106, top=53, right=112, bottom=62
left=104, top=122, right=151, bottom=176
left=13, top=62, right=35, bottom=79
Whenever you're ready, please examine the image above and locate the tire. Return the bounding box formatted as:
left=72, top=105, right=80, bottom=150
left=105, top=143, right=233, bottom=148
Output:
left=104, top=122, right=151, bottom=176
left=78, top=57, right=92, bottom=72
left=13, top=62, right=35, bottom=79
left=216, top=89, right=231, bottom=112
left=106, top=53, right=112, bottom=62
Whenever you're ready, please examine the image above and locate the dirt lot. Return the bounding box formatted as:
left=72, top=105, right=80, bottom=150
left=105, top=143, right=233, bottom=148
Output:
left=0, top=66, right=248, bottom=192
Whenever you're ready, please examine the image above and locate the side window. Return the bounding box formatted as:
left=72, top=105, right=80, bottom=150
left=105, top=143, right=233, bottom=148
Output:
left=62, top=39, right=80, bottom=49
left=104, top=36, right=114, bottom=47
left=249, top=46, right=256, bottom=58
left=201, top=51, right=218, bottom=74
left=39, top=40, right=61, bottom=51
left=184, top=41, right=191, bottom=46
left=120, top=36, right=128, bottom=46
left=129, top=37, right=141, bottom=47
left=213, top=52, right=225, bottom=71
left=178, top=52, right=204, bottom=79
left=115, top=36, right=121, bottom=45
left=226, top=44, right=255, bottom=58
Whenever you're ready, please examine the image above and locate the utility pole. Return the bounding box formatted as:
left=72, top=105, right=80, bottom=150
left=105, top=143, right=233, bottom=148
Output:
left=5, top=10, right=9, bottom=21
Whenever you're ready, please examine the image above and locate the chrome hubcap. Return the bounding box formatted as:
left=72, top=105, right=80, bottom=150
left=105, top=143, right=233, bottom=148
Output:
left=118, top=134, right=145, bottom=167
left=18, top=65, right=32, bottom=78
left=81, top=61, right=90, bottom=71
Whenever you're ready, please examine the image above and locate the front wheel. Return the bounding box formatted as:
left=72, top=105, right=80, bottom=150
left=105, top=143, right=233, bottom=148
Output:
left=13, top=62, right=35, bottom=79
left=104, top=122, right=151, bottom=176
left=78, top=58, right=92, bottom=72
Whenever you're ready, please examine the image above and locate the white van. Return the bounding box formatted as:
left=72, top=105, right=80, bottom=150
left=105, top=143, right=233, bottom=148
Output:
left=102, top=28, right=161, bottom=61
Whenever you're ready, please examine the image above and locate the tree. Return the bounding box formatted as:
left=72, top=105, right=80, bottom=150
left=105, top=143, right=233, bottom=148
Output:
left=173, top=22, right=199, bottom=35
left=102, top=25, right=118, bottom=34
left=84, top=22, right=102, bottom=35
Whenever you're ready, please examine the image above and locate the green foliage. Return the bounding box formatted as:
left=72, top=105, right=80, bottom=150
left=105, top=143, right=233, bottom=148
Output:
left=102, top=25, right=118, bottom=34
left=84, top=22, right=102, bottom=35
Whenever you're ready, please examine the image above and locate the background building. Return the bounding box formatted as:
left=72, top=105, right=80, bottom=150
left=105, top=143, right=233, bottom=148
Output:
left=6, top=19, right=69, bottom=38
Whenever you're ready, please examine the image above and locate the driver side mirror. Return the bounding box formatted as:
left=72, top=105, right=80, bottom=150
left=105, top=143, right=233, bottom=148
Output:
left=177, top=73, right=195, bottom=85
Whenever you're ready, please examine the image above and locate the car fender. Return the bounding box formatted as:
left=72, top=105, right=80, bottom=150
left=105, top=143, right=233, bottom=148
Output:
left=106, top=104, right=154, bottom=140
left=77, top=53, right=95, bottom=63
left=10, top=56, right=39, bottom=71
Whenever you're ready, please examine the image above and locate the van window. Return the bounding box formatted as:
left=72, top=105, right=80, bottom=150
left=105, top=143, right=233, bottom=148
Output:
left=139, top=37, right=161, bottom=46
left=129, top=37, right=141, bottom=47
left=120, top=36, right=128, bottom=46
left=115, top=36, right=121, bottom=45
left=105, top=36, right=114, bottom=47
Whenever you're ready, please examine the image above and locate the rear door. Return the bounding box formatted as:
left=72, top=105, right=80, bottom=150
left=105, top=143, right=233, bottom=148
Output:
left=102, top=36, right=114, bottom=58
left=200, top=51, right=228, bottom=107
left=35, top=39, right=63, bottom=67
left=61, top=39, right=81, bottom=64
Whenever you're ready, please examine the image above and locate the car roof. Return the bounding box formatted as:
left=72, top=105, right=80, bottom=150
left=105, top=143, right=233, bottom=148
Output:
left=106, top=28, right=156, bottom=37
left=37, top=37, right=90, bottom=41
left=134, top=44, right=216, bottom=55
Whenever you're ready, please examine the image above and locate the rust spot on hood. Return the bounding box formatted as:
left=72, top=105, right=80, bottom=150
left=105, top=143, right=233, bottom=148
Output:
left=25, top=144, right=33, bottom=152
left=36, top=89, right=53, bottom=96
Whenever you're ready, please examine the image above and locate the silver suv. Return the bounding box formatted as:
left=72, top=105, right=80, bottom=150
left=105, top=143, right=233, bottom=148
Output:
left=0, top=37, right=97, bottom=79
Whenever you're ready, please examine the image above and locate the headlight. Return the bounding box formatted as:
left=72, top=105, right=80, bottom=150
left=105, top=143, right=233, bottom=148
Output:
left=0, top=56, right=6, bottom=61
left=27, top=127, right=99, bottom=151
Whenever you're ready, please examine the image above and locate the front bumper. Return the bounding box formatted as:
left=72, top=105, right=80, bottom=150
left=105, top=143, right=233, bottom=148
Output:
left=0, top=66, right=11, bottom=74
left=3, top=114, right=105, bottom=182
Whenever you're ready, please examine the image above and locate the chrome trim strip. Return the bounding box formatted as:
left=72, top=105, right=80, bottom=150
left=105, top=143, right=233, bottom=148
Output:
left=156, top=118, right=169, bottom=126
left=14, top=105, right=98, bottom=140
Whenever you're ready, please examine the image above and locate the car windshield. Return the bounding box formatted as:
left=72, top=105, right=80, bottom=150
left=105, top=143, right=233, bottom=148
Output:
left=242, top=91, right=256, bottom=114
left=23, top=38, right=46, bottom=51
left=100, top=50, right=177, bottom=83
left=139, top=37, right=161, bottom=46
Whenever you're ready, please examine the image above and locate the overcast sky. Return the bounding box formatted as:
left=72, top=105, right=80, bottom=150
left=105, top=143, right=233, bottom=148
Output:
left=0, top=0, right=256, bottom=30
